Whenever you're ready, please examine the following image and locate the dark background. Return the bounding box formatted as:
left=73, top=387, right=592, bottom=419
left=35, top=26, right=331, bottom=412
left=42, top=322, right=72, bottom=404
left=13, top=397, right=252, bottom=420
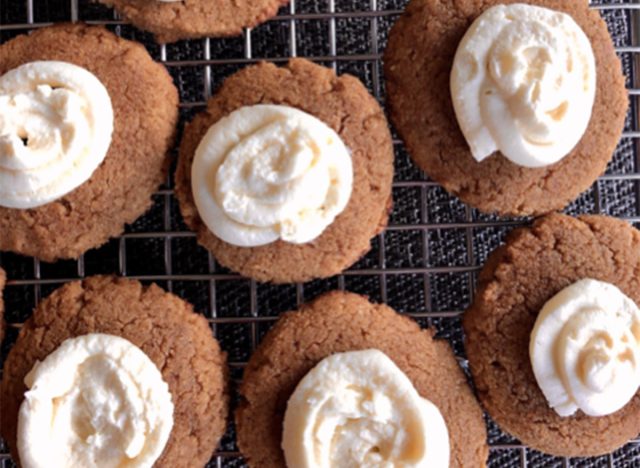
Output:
left=1, top=0, right=639, bottom=466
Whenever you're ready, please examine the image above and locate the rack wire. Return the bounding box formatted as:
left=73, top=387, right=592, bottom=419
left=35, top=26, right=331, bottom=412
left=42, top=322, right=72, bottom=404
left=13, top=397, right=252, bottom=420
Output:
left=1, top=0, right=640, bottom=466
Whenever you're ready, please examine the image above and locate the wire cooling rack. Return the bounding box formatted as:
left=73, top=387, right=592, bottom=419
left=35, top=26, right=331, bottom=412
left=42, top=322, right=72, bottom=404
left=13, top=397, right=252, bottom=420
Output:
left=1, top=0, right=640, bottom=466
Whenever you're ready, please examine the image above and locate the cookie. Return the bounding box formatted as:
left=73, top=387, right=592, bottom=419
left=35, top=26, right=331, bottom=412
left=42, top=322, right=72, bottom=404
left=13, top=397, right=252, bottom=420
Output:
left=384, top=0, right=627, bottom=216
left=176, top=59, right=393, bottom=283
left=0, top=24, right=178, bottom=262
left=463, top=214, right=640, bottom=456
left=236, top=291, right=488, bottom=467
left=98, top=0, right=289, bottom=43
left=1, top=276, right=229, bottom=466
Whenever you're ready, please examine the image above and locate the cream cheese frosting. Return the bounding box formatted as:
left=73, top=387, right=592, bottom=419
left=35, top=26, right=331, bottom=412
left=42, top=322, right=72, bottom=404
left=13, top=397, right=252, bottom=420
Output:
left=450, top=4, right=596, bottom=168
left=0, top=60, right=114, bottom=209
left=17, top=333, right=174, bottom=468
left=282, top=349, right=450, bottom=468
left=191, top=104, right=353, bottom=247
left=530, top=279, right=640, bottom=417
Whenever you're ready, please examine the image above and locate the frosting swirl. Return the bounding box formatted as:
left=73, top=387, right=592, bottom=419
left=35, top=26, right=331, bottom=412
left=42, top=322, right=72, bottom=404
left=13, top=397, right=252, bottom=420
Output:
left=530, top=279, right=640, bottom=417
left=282, top=349, right=450, bottom=468
left=191, top=104, right=353, bottom=247
left=450, top=4, right=596, bottom=168
left=18, top=333, right=174, bottom=468
left=0, top=61, right=113, bottom=209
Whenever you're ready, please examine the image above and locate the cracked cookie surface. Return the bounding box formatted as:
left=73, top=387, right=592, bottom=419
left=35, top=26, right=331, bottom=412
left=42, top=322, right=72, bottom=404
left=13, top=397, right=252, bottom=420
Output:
left=0, top=275, right=229, bottom=467
left=464, top=213, right=640, bottom=456
left=98, top=0, right=290, bottom=43
left=384, top=0, right=627, bottom=216
left=175, top=59, right=393, bottom=283
left=236, top=290, right=488, bottom=467
left=0, top=24, right=178, bottom=262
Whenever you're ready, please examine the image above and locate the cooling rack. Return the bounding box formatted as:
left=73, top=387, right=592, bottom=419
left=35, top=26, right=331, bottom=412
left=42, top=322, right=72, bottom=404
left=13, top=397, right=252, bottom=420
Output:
left=1, top=0, right=640, bottom=466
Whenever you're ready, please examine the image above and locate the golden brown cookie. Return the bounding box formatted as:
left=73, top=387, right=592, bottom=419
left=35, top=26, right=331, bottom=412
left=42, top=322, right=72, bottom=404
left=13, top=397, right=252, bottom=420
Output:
left=464, top=213, right=640, bottom=456
left=0, top=24, right=178, bottom=262
left=176, top=59, right=394, bottom=284
left=98, top=0, right=289, bottom=43
left=236, top=291, right=488, bottom=467
left=384, top=0, right=627, bottom=216
left=1, top=276, right=229, bottom=466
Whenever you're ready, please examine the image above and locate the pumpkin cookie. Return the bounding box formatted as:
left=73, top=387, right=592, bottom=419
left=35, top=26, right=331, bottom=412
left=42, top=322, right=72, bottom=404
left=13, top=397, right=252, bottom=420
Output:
left=98, top=0, right=289, bottom=43
left=176, top=59, right=393, bottom=283
left=384, top=0, right=627, bottom=216
left=464, top=214, right=640, bottom=456
left=237, top=291, right=488, bottom=467
left=0, top=24, right=178, bottom=262
left=1, top=276, right=229, bottom=467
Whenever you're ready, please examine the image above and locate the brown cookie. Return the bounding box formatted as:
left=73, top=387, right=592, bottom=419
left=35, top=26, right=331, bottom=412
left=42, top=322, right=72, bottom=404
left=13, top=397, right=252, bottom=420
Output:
left=98, top=0, right=289, bottom=43
left=384, top=0, right=627, bottom=216
left=463, top=214, right=640, bottom=456
left=0, top=276, right=229, bottom=467
left=0, top=24, right=178, bottom=262
left=176, top=59, right=394, bottom=284
left=236, top=291, right=488, bottom=467
left=0, top=267, right=5, bottom=344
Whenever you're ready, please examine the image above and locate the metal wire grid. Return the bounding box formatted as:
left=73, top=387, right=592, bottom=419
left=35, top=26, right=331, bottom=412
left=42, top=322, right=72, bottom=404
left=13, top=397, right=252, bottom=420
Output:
left=1, top=0, right=640, bottom=466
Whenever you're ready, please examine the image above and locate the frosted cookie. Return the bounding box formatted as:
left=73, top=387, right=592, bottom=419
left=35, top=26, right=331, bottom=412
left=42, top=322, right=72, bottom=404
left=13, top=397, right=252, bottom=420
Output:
left=0, top=24, right=178, bottom=261
left=236, top=291, right=488, bottom=467
left=464, top=213, right=640, bottom=456
left=98, top=0, right=289, bottom=43
left=1, top=276, right=229, bottom=467
left=175, top=59, right=394, bottom=283
left=384, top=0, right=627, bottom=216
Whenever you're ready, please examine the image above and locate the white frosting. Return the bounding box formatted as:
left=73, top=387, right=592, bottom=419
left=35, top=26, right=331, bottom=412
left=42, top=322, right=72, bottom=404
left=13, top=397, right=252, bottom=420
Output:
left=0, top=61, right=113, bottom=209
left=530, top=279, right=640, bottom=417
left=282, top=349, right=450, bottom=468
left=191, top=104, right=353, bottom=247
left=17, top=333, right=174, bottom=468
left=450, top=4, right=596, bottom=168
